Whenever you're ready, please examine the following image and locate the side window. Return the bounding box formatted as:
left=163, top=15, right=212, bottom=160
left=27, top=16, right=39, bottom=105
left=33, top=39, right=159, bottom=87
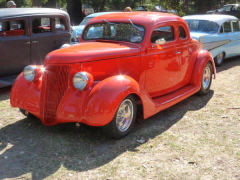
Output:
left=224, top=21, right=232, bottom=32
left=55, top=17, right=66, bottom=31
left=238, top=5, right=240, bottom=11
left=178, top=26, right=186, bottom=39
left=232, top=20, right=240, bottom=32
left=225, top=6, right=232, bottom=12
left=32, top=17, right=51, bottom=33
left=151, top=26, right=174, bottom=43
left=0, top=20, right=25, bottom=37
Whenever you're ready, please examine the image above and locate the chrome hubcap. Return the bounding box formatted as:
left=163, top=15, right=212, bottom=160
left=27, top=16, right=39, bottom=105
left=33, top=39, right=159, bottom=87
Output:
left=116, top=99, right=134, bottom=132
left=203, top=66, right=211, bottom=89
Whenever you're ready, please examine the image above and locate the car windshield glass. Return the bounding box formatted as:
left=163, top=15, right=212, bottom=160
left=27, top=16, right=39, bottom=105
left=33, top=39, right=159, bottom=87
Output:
left=82, top=22, right=145, bottom=43
left=185, top=20, right=219, bottom=33
left=79, top=17, right=92, bottom=25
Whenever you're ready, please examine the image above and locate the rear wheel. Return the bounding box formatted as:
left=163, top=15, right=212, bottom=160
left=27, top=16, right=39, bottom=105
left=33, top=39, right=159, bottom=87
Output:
left=102, top=95, right=136, bottom=139
left=198, top=62, right=213, bottom=96
left=214, top=52, right=224, bottom=67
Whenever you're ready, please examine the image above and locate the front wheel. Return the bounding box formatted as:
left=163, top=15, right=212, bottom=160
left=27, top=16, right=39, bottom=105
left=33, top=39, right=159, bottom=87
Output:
left=198, top=62, right=213, bottom=96
left=214, top=52, right=224, bottom=67
left=101, top=95, right=137, bottom=139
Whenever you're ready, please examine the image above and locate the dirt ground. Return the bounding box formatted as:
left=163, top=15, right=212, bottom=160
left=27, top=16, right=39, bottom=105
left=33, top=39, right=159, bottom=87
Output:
left=0, top=57, right=239, bottom=180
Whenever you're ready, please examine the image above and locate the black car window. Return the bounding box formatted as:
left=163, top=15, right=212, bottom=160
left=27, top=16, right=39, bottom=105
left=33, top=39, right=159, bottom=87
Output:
left=0, top=20, right=25, bottom=37
left=178, top=26, right=186, bottom=39
left=151, top=26, right=174, bottom=43
left=221, top=21, right=232, bottom=33
left=232, top=20, right=240, bottom=31
left=32, top=17, right=51, bottom=33
left=55, top=17, right=66, bottom=31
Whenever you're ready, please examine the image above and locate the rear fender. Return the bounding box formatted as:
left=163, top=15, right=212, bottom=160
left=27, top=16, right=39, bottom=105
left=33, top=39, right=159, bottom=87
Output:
left=190, top=50, right=216, bottom=86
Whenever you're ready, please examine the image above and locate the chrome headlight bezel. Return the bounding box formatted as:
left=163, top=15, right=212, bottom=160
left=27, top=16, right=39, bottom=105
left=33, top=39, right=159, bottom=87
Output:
left=73, top=72, right=93, bottom=90
left=23, top=65, right=37, bottom=82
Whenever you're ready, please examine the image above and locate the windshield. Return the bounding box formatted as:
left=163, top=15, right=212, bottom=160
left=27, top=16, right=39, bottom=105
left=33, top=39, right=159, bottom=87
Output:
left=82, top=22, right=145, bottom=43
left=185, top=20, right=219, bottom=34
left=79, top=17, right=93, bottom=26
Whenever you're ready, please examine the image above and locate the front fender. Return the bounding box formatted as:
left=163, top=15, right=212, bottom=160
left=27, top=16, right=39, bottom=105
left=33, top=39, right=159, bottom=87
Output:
left=190, top=50, right=216, bottom=86
left=56, top=75, right=141, bottom=126
left=10, top=66, right=43, bottom=119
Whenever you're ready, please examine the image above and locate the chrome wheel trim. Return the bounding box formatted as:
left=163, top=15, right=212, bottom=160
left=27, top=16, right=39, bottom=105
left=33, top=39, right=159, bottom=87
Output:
left=216, top=52, right=224, bottom=64
left=202, top=66, right=211, bottom=89
left=116, top=99, right=134, bottom=132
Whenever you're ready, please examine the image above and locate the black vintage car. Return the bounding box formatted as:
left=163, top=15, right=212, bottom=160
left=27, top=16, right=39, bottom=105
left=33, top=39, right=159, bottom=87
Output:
left=0, top=8, right=71, bottom=88
left=206, top=4, right=240, bottom=18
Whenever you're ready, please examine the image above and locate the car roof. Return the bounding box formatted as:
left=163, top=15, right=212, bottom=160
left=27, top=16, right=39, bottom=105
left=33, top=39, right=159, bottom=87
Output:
left=89, top=12, right=182, bottom=26
left=86, top=12, right=119, bottom=18
left=0, top=8, right=69, bottom=19
left=182, top=14, right=238, bottom=25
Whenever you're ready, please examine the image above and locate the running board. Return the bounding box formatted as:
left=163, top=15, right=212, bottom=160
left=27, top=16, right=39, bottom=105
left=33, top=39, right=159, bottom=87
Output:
left=144, top=84, right=199, bottom=119
left=0, top=75, right=17, bottom=88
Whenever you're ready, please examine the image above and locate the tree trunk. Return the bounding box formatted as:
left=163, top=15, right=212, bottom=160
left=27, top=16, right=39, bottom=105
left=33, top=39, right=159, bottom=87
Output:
left=99, top=0, right=107, bottom=12
left=67, top=0, right=85, bottom=26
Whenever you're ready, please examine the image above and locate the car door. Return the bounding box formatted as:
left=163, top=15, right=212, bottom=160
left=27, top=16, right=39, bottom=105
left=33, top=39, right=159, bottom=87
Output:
left=0, top=17, right=30, bottom=77
left=30, top=16, right=59, bottom=65
left=226, top=19, right=240, bottom=57
left=175, top=25, right=192, bottom=86
left=144, top=23, right=183, bottom=97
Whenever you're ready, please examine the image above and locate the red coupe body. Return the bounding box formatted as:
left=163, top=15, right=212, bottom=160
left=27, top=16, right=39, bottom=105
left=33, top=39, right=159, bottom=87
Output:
left=10, top=12, right=216, bottom=138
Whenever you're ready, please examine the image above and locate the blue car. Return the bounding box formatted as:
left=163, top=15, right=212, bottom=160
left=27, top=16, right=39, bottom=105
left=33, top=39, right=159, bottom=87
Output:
left=183, top=14, right=240, bottom=66
left=71, top=12, right=117, bottom=43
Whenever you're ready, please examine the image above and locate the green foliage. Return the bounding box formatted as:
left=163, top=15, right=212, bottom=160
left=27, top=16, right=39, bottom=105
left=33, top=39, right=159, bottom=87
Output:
left=0, top=0, right=31, bottom=7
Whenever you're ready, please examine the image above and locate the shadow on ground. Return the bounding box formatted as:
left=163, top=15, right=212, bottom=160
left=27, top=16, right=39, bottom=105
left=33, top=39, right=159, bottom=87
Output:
left=216, top=56, right=240, bottom=73
left=0, top=90, right=214, bottom=180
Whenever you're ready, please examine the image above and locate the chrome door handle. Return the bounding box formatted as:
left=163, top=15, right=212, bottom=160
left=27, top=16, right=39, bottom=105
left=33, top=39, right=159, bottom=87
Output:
left=176, top=52, right=181, bottom=54
left=32, top=41, right=39, bottom=43
left=25, top=42, right=30, bottom=44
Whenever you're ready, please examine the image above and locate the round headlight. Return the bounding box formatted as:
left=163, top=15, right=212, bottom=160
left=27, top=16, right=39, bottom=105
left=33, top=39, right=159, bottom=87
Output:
left=23, top=65, right=37, bottom=82
left=73, top=72, right=93, bottom=90
left=73, top=72, right=88, bottom=90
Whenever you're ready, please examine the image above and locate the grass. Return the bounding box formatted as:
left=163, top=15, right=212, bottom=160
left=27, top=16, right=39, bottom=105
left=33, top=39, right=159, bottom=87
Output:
left=0, top=57, right=239, bottom=180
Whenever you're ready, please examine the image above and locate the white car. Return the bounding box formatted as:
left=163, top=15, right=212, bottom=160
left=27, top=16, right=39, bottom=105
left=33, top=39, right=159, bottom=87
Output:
left=71, top=12, right=117, bottom=43
left=183, top=14, right=240, bottom=66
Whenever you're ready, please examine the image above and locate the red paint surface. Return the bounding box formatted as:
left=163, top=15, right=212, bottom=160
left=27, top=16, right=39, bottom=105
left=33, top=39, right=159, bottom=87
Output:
left=11, top=12, right=216, bottom=126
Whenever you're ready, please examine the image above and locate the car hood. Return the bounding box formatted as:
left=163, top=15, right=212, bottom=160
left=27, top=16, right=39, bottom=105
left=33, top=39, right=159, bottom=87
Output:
left=45, top=42, right=141, bottom=64
left=190, top=32, right=211, bottom=41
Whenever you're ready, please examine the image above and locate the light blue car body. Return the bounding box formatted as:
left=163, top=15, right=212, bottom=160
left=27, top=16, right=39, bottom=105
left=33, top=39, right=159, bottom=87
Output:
left=71, top=12, right=118, bottom=42
left=183, top=14, right=240, bottom=61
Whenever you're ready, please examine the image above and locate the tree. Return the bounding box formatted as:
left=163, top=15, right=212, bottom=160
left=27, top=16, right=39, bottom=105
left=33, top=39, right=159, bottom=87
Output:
left=66, top=0, right=85, bottom=25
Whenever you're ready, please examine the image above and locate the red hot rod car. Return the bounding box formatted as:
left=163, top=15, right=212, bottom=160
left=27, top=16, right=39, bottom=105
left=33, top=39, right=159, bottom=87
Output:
left=11, top=12, right=216, bottom=139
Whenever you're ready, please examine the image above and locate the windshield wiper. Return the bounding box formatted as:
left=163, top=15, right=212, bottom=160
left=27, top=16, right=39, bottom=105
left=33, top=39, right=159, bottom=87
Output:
left=128, top=19, right=141, bottom=31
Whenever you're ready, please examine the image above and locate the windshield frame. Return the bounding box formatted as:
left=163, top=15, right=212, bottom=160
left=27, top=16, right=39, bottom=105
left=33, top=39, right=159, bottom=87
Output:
left=82, top=22, right=145, bottom=43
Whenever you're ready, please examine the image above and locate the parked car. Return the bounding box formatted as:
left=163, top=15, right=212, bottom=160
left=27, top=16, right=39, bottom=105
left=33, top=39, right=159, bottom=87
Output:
left=183, top=14, right=240, bottom=66
left=134, top=5, right=148, bottom=11
left=0, top=8, right=71, bottom=88
left=82, top=4, right=94, bottom=16
left=71, top=12, right=117, bottom=43
left=153, top=5, right=177, bottom=14
left=206, top=4, right=240, bottom=18
left=11, top=12, right=216, bottom=139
